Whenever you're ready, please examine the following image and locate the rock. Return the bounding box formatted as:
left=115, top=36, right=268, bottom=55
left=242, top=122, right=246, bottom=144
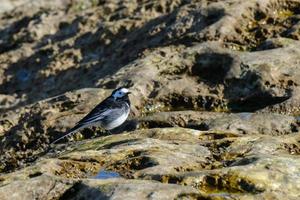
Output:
left=1, top=128, right=300, bottom=199
left=0, top=0, right=300, bottom=199
left=0, top=94, right=18, bottom=110
left=61, top=179, right=199, bottom=200
left=139, top=111, right=299, bottom=135
left=0, top=174, right=73, bottom=200
left=0, top=174, right=199, bottom=200
left=0, top=0, right=30, bottom=13
left=0, top=0, right=299, bottom=115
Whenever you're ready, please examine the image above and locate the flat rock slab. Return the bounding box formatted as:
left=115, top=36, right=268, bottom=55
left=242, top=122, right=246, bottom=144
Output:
left=1, top=127, right=300, bottom=199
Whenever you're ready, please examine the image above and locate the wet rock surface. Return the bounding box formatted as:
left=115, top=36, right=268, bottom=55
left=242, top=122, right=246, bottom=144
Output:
left=0, top=0, right=300, bottom=199
left=1, top=127, right=300, bottom=199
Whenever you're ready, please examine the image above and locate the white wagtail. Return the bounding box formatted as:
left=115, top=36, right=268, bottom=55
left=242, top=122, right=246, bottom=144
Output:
left=51, top=87, right=131, bottom=144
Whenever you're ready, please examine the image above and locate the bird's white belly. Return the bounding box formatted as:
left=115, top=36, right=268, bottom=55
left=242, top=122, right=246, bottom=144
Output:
left=104, top=110, right=129, bottom=130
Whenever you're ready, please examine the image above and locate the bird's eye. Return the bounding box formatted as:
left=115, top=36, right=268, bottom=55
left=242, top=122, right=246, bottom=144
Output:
left=117, top=91, right=123, bottom=97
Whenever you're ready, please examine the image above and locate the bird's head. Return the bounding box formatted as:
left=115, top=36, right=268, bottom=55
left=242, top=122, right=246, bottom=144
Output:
left=111, top=87, right=131, bottom=100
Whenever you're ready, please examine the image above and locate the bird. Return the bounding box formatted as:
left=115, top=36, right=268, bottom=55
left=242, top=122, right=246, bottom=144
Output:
left=50, top=87, right=131, bottom=144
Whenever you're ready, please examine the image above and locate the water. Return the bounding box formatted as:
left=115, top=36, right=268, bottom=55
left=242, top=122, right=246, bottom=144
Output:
left=94, top=170, right=120, bottom=179
left=16, top=69, right=31, bottom=82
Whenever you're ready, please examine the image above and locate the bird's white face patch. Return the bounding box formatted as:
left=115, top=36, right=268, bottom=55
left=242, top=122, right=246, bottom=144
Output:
left=112, top=88, right=129, bottom=99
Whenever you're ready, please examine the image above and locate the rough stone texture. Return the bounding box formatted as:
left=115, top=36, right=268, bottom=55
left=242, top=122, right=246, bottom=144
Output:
left=1, top=128, right=300, bottom=199
left=0, top=0, right=31, bottom=13
left=0, top=0, right=300, bottom=199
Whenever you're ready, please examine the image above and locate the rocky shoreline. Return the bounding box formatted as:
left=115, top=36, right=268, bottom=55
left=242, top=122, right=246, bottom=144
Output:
left=0, top=0, right=300, bottom=199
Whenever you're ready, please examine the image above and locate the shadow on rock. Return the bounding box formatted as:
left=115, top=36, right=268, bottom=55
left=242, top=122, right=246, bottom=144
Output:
left=59, top=182, right=110, bottom=200
left=190, top=52, right=241, bottom=85
left=224, top=68, right=292, bottom=112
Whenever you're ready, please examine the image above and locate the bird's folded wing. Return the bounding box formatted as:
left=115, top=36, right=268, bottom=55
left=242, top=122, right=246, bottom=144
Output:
left=76, top=108, right=115, bottom=125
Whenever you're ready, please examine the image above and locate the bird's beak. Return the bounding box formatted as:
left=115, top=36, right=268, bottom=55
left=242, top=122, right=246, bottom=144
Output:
left=127, top=92, right=132, bottom=94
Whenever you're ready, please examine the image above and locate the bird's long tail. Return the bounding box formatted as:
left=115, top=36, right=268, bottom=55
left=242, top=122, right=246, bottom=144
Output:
left=50, top=124, right=82, bottom=145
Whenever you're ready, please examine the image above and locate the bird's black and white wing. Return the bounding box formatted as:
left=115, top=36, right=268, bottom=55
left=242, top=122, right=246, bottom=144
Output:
left=75, top=97, right=120, bottom=126
left=50, top=97, right=124, bottom=144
